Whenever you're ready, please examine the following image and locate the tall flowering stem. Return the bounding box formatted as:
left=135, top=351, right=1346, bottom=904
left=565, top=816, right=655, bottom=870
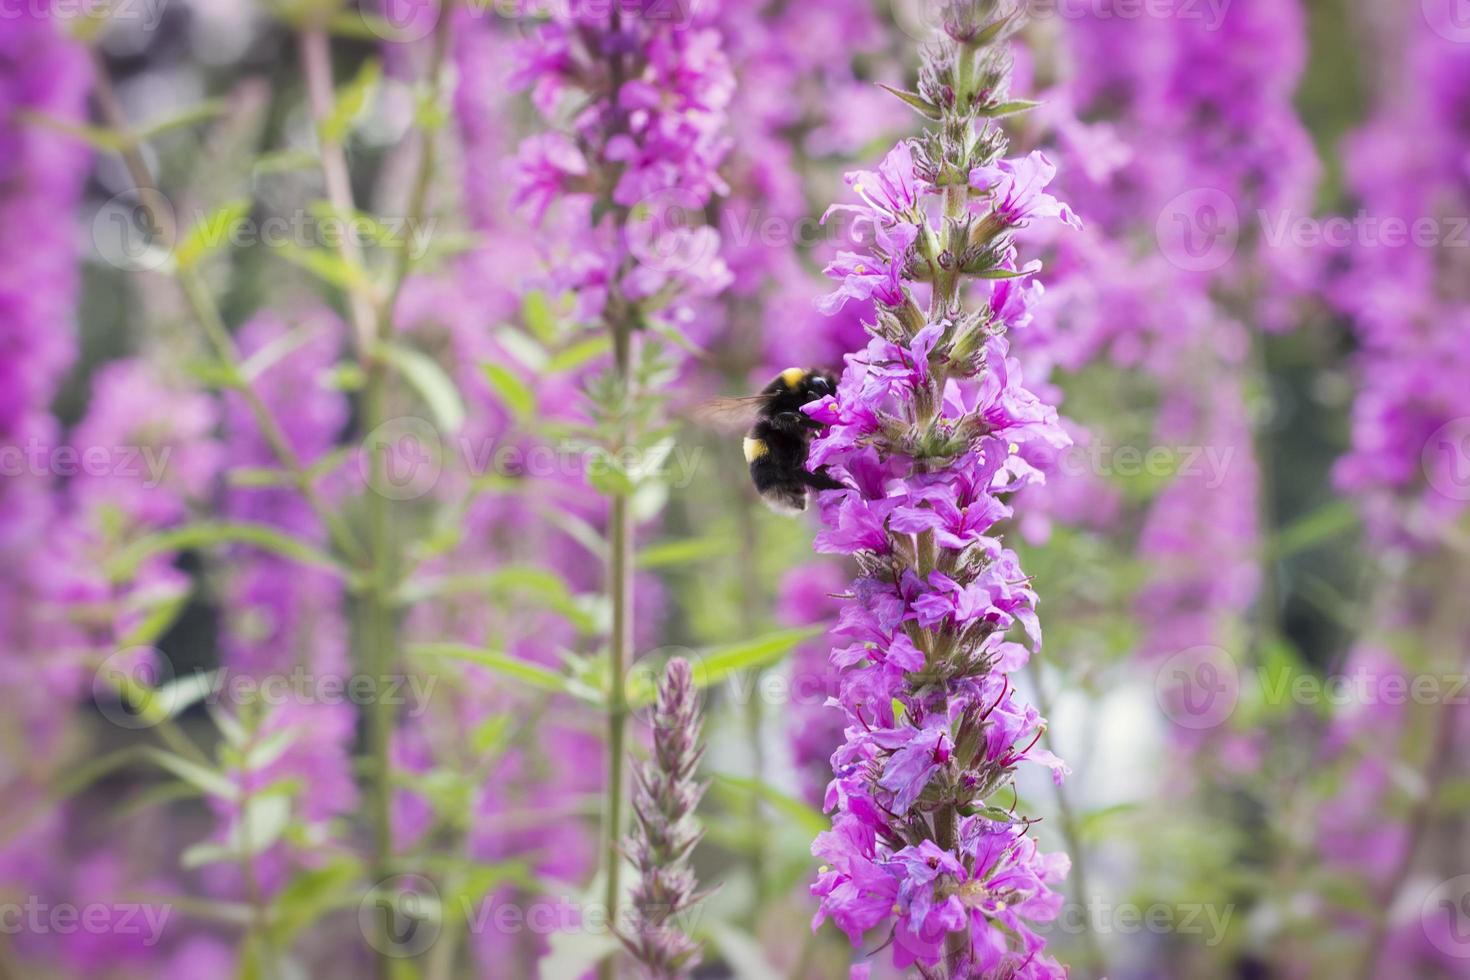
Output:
left=806, top=4, right=1075, bottom=977
left=619, top=658, right=707, bottom=979
left=512, top=2, right=733, bottom=972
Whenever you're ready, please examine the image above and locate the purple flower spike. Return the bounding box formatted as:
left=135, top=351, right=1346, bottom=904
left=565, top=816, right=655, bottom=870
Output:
left=805, top=9, right=1077, bottom=979
left=619, top=658, right=708, bottom=980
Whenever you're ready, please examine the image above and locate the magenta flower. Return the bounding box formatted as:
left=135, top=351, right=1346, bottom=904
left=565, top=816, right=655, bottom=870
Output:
left=825, top=141, right=926, bottom=231
left=804, top=8, right=1076, bottom=976
left=513, top=132, right=590, bottom=223
left=970, top=151, right=1083, bottom=231
left=818, top=220, right=919, bottom=314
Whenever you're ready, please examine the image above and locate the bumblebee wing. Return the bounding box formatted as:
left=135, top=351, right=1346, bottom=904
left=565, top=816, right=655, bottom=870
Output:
left=690, top=395, right=764, bottom=432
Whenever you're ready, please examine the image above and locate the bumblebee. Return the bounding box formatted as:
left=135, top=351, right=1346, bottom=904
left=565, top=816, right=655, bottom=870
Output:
left=699, top=367, right=846, bottom=514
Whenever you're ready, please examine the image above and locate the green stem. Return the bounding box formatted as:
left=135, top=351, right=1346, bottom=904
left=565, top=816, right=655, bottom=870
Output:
left=298, top=27, right=380, bottom=357
left=933, top=805, right=968, bottom=977
left=600, top=317, right=634, bottom=980
left=598, top=12, right=636, bottom=977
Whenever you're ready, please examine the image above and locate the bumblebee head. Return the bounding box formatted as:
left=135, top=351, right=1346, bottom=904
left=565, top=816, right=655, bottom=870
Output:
left=767, top=368, right=836, bottom=410
left=804, top=372, right=835, bottom=399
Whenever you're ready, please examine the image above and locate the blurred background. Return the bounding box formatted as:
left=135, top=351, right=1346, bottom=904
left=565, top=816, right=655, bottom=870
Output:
left=2, top=0, right=1468, bottom=977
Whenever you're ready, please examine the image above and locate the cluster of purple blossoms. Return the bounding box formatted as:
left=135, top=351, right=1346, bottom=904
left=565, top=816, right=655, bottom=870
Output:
left=1013, top=0, right=1317, bottom=667
left=510, top=0, right=734, bottom=320
left=619, top=658, right=708, bottom=978
left=1330, top=20, right=1470, bottom=548
left=802, top=6, right=1076, bottom=976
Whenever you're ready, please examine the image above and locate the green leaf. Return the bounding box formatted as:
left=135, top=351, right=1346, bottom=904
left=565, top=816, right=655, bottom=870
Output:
left=878, top=83, right=941, bottom=120
left=410, top=643, right=570, bottom=694
left=275, top=243, right=378, bottom=297
left=646, top=320, right=707, bottom=359
left=137, top=100, right=228, bottom=140
left=254, top=150, right=319, bottom=176
left=626, top=437, right=675, bottom=485
left=973, top=267, right=1034, bottom=280
left=442, top=861, right=533, bottom=911
left=176, top=199, right=252, bottom=269
left=586, top=449, right=635, bottom=497
left=636, top=535, right=735, bottom=569
left=522, top=291, right=558, bottom=344
left=116, top=590, right=190, bottom=649
left=322, top=58, right=381, bottom=144
left=152, top=671, right=220, bottom=721
left=227, top=467, right=296, bottom=490
left=327, top=11, right=405, bottom=40
left=471, top=715, right=513, bottom=755
left=983, top=99, right=1043, bottom=118
left=1076, top=802, right=1141, bottom=842
left=270, top=857, right=364, bottom=946
left=140, top=748, right=238, bottom=801
left=546, top=336, right=612, bottom=374
left=108, top=521, right=347, bottom=581
left=711, top=774, right=827, bottom=837
left=240, top=323, right=318, bottom=382
left=182, top=795, right=291, bottom=868
left=1436, top=777, right=1470, bottom=814
left=495, top=329, right=550, bottom=373
left=684, top=627, right=823, bottom=695
left=16, top=108, right=130, bottom=152
left=1266, top=500, right=1359, bottom=559
left=398, top=566, right=602, bottom=634
left=480, top=362, right=538, bottom=421
left=386, top=344, right=467, bottom=433
left=534, top=505, right=608, bottom=562
left=306, top=201, right=402, bottom=250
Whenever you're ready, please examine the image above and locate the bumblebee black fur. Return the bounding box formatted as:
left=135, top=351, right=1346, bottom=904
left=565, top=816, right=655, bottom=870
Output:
left=742, top=367, right=845, bottom=514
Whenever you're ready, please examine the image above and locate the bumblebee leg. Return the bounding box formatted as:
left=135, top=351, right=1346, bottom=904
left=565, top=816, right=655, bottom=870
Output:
left=771, top=411, right=826, bottom=435
left=803, top=466, right=847, bottom=491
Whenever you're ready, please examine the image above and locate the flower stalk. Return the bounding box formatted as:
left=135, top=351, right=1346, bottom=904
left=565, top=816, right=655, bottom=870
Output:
left=619, top=658, right=708, bottom=980
left=511, top=4, right=734, bottom=976
left=804, top=4, right=1078, bottom=977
